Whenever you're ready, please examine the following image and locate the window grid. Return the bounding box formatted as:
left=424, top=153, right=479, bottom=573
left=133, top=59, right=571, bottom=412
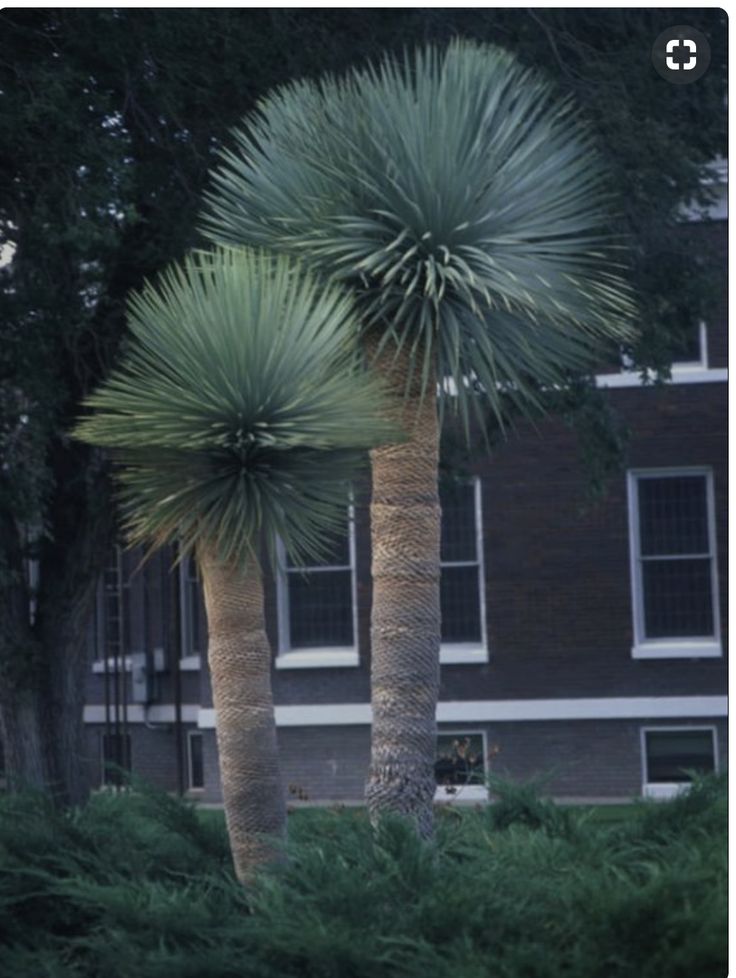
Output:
left=628, top=468, right=719, bottom=648
left=277, top=507, right=357, bottom=654
left=440, top=477, right=486, bottom=648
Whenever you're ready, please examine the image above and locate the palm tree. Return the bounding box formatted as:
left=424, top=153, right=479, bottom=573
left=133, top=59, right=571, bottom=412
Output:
left=199, top=40, right=636, bottom=835
left=75, top=247, right=395, bottom=880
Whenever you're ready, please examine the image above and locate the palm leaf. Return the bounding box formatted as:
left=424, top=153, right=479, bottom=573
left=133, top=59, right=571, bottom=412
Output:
left=74, top=247, right=397, bottom=568
left=201, top=39, right=637, bottom=425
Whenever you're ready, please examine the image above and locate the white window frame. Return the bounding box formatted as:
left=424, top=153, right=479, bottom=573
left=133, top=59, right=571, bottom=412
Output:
left=597, top=322, right=728, bottom=389
left=187, top=730, right=205, bottom=792
left=434, top=728, right=489, bottom=803
left=640, top=725, right=718, bottom=799
left=670, top=319, right=708, bottom=371
left=275, top=506, right=359, bottom=669
left=627, top=467, right=721, bottom=659
left=440, top=476, right=488, bottom=665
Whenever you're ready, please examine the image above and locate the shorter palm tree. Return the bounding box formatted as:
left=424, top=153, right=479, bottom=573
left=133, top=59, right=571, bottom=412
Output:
left=75, top=247, right=395, bottom=882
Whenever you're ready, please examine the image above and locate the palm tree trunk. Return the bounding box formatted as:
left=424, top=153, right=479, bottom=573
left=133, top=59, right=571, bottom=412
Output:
left=365, top=338, right=441, bottom=837
left=198, top=545, right=286, bottom=882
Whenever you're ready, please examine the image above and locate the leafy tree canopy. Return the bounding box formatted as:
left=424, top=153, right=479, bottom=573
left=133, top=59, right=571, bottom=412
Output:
left=0, top=7, right=727, bottom=545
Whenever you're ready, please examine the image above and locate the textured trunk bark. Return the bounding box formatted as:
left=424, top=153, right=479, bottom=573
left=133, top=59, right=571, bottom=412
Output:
left=0, top=688, right=47, bottom=791
left=365, top=338, right=441, bottom=838
left=198, top=545, right=286, bottom=883
left=0, top=450, right=113, bottom=807
left=43, top=569, right=103, bottom=807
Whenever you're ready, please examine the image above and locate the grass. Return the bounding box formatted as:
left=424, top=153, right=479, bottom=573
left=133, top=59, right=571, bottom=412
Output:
left=0, top=773, right=726, bottom=978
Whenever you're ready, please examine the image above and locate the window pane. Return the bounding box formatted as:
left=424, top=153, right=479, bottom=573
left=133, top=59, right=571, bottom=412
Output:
left=441, top=565, right=482, bottom=643
left=646, top=730, right=715, bottom=783
left=638, top=476, right=709, bottom=556
left=440, top=482, right=477, bottom=563
left=642, top=558, right=714, bottom=637
left=189, top=733, right=204, bottom=789
left=288, top=569, right=353, bottom=648
left=435, top=734, right=485, bottom=786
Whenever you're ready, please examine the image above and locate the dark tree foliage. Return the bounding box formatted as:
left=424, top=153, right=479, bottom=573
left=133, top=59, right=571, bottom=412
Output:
left=0, top=9, right=726, bottom=799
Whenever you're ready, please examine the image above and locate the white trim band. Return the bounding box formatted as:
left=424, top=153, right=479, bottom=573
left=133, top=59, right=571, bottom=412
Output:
left=191, top=696, right=726, bottom=729
left=84, top=697, right=726, bottom=728
left=596, top=368, right=727, bottom=389
left=84, top=704, right=201, bottom=724
left=275, top=650, right=359, bottom=670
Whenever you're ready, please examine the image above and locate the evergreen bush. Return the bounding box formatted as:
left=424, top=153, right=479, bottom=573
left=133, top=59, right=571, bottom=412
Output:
left=0, top=775, right=726, bottom=977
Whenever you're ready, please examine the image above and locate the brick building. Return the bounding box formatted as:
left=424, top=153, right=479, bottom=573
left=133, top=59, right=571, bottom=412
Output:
left=82, top=202, right=727, bottom=807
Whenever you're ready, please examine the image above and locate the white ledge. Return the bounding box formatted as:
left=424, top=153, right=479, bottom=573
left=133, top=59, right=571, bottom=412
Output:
left=82, top=696, right=728, bottom=728
left=275, top=649, right=359, bottom=670
left=435, top=784, right=488, bottom=803
left=632, top=640, right=722, bottom=660
left=194, top=695, right=727, bottom=729
left=596, top=367, right=727, bottom=389
left=440, top=644, right=488, bottom=665
left=84, top=704, right=201, bottom=724
left=643, top=783, right=691, bottom=800
left=179, top=655, right=202, bottom=671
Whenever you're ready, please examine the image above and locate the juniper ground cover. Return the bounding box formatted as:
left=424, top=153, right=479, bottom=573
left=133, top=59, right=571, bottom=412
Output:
left=0, top=775, right=726, bottom=978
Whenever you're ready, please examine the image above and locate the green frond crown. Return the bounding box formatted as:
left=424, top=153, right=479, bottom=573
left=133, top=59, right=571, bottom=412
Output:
left=74, top=247, right=396, bottom=568
left=201, top=39, right=637, bottom=425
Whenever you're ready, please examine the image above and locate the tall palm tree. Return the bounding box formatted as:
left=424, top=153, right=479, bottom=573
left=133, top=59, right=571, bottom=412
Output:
left=200, top=40, right=636, bottom=835
left=75, top=247, right=395, bottom=880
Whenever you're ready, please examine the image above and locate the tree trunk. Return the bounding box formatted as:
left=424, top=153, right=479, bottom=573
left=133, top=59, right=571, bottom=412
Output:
left=0, top=449, right=113, bottom=807
left=0, top=688, right=47, bottom=791
left=365, top=338, right=441, bottom=837
left=198, top=545, right=286, bottom=883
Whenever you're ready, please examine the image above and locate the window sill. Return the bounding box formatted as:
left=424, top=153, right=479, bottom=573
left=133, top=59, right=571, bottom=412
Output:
left=643, top=783, right=691, bottom=800
left=440, top=644, right=488, bottom=665
left=179, top=655, right=202, bottom=671
left=632, top=640, right=722, bottom=660
left=596, top=367, right=727, bottom=388
left=275, top=649, right=359, bottom=670
left=434, top=784, right=488, bottom=803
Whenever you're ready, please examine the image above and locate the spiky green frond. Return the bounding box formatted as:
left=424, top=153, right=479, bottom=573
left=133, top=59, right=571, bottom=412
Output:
left=201, top=39, right=637, bottom=426
left=74, top=247, right=396, bottom=568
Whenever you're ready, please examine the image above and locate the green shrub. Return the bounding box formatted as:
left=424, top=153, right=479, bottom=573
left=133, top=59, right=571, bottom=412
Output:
left=0, top=775, right=726, bottom=978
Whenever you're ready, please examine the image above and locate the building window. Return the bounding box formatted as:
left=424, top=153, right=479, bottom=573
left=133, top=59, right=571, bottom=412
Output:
left=187, top=731, right=204, bottom=791
left=101, top=732, right=132, bottom=787
left=671, top=321, right=707, bottom=368
left=439, top=477, right=486, bottom=662
left=435, top=730, right=488, bottom=800
left=276, top=507, right=358, bottom=668
left=641, top=727, right=716, bottom=798
left=628, top=469, right=720, bottom=658
left=180, top=554, right=207, bottom=659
